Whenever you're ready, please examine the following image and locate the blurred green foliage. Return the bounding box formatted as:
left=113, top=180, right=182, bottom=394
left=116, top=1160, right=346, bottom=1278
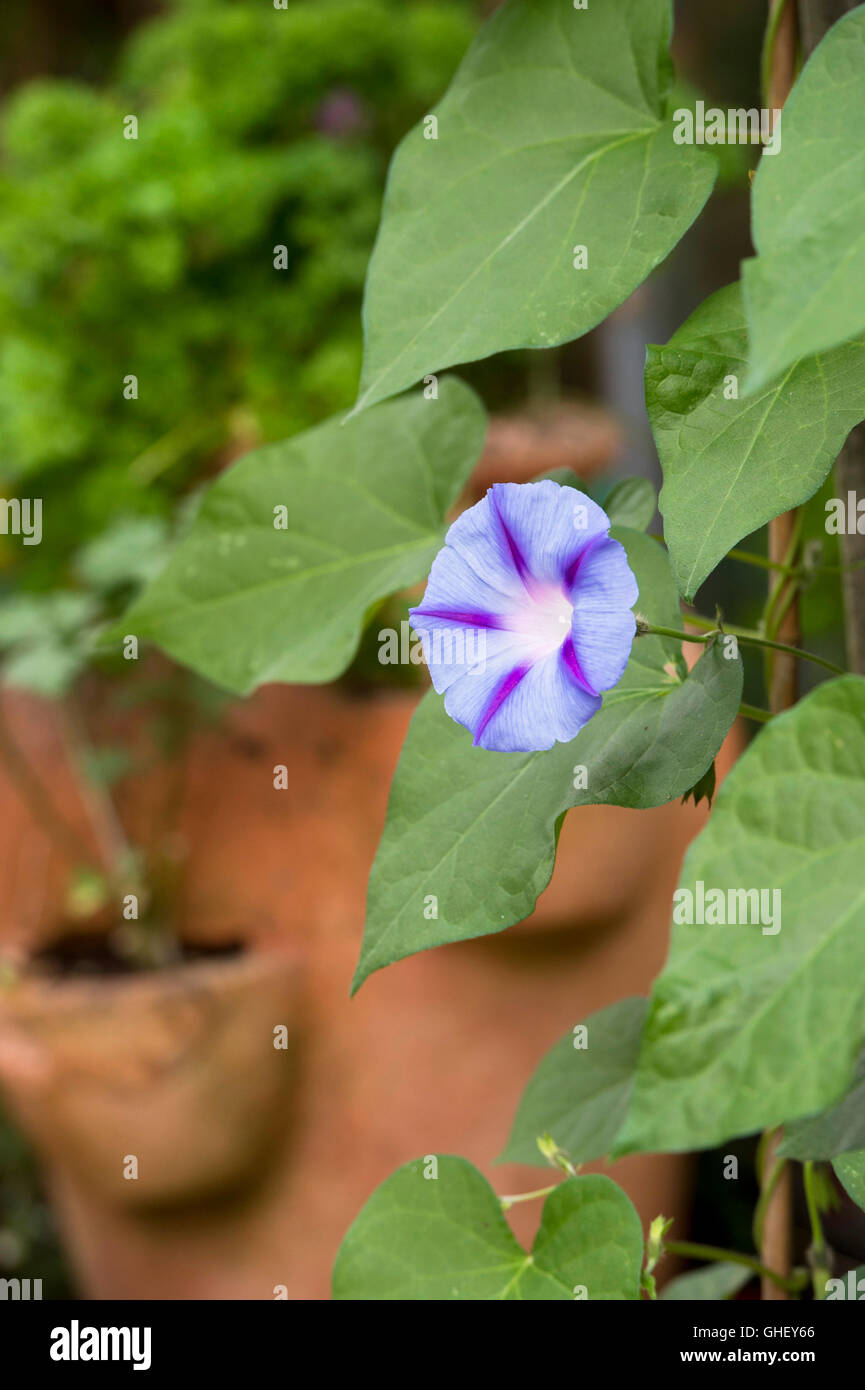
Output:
left=0, top=0, right=476, bottom=613
left=0, top=1102, right=71, bottom=1298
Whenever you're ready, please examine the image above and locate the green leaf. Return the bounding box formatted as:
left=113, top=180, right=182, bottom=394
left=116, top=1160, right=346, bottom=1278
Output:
left=118, top=379, right=486, bottom=694
left=743, top=7, right=865, bottom=393
left=604, top=477, right=657, bottom=532
left=332, top=1157, right=643, bottom=1301
left=74, top=516, right=171, bottom=593
left=0, top=591, right=101, bottom=697
left=534, top=467, right=587, bottom=491
left=660, top=1262, right=752, bottom=1301
left=834, top=1151, right=865, bottom=1214
left=649, top=282, right=865, bottom=599
left=500, top=997, right=647, bottom=1168
left=0, top=596, right=47, bottom=648
left=354, top=528, right=742, bottom=990
left=3, top=642, right=86, bottom=698
left=354, top=0, right=716, bottom=412
left=825, top=1265, right=865, bottom=1300
left=0, top=592, right=99, bottom=646
left=681, top=759, right=716, bottom=810
left=618, top=676, right=865, bottom=1157
left=666, top=80, right=750, bottom=191
left=781, top=1047, right=865, bottom=1160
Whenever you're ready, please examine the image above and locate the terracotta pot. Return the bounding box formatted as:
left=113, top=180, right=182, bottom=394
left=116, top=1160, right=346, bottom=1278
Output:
left=469, top=400, right=623, bottom=498
left=0, top=946, right=304, bottom=1211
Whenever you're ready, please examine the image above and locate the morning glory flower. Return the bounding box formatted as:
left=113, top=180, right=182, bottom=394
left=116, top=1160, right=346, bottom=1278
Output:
left=409, top=480, right=638, bottom=753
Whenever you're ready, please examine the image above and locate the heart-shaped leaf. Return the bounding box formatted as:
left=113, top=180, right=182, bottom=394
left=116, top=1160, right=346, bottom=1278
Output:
left=648, top=282, right=865, bottom=599
left=119, top=378, right=486, bottom=693
left=743, top=7, right=865, bottom=393
left=355, top=0, right=715, bottom=412
left=500, top=997, right=647, bottom=1169
left=332, top=1156, right=643, bottom=1301
left=781, top=1046, right=865, bottom=1160
left=618, top=676, right=865, bottom=1156
left=661, top=1263, right=752, bottom=1301
left=835, top=1151, right=865, bottom=1215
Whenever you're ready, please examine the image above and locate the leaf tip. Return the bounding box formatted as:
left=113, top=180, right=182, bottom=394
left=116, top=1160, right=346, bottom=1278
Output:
left=349, top=954, right=373, bottom=997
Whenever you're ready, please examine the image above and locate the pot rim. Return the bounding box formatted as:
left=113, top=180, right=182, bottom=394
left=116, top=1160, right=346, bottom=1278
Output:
left=0, top=940, right=305, bottom=1024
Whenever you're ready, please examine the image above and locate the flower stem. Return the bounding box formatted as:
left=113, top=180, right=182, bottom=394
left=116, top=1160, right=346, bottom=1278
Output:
left=499, top=1184, right=558, bottom=1211
left=637, top=622, right=846, bottom=677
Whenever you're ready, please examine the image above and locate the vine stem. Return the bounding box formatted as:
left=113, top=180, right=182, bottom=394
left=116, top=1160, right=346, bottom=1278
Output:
left=664, top=1241, right=805, bottom=1295
left=803, top=1162, right=832, bottom=1299
left=739, top=702, right=773, bottom=724
left=762, top=511, right=803, bottom=645
left=726, top=546, right=794, bottom=574
left=636, top=623, right=845, bottom=677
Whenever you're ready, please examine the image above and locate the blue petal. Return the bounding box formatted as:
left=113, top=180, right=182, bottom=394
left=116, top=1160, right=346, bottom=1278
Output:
left=488, top=480, right=612, bottom=589
left=411, top=613, right=529, bottom=694
left=440, top=490, right=528, bottom=601
left=442, top=643, right=602, bottom=753
left=411, top=531, right=519, bottom=630
left=569, top=536, right=638, bottom=694
left=570, top=534, right=640, bottom=613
